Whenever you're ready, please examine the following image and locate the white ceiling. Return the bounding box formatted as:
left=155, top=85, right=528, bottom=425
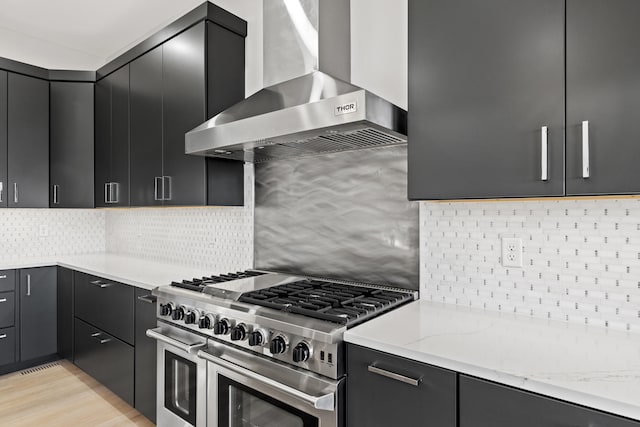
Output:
left=0, top=0, right=208, bottom=70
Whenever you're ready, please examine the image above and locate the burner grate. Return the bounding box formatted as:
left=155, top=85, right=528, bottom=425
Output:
left=171, top=270, right=266, bottom=292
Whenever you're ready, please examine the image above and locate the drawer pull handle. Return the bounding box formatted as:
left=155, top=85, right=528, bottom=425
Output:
left=137, top=294, right=157, bottom=304
left=0, top=334, right=6, bottom=339
left=0, top=275, right=6, bottom=279
left=90, top=280, right=112, bottom=288
left=0, top=298, right=6, bottom=303
left=367, top=365, right=422, bottom=387
left=90, top=332, right=111, bottom=344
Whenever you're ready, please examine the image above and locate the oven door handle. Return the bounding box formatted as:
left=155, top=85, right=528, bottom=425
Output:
left=197, top=349, right=335, bottom=412
left=146, top=328, right=206, bottom=354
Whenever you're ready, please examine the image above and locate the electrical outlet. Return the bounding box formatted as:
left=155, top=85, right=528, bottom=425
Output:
left=501, top=237, right=523, bottom=268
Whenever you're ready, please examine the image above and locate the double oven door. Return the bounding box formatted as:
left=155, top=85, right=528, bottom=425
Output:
left=198, top=339, right=344, bottom=427
left=147, top=323, right=208, bottom=427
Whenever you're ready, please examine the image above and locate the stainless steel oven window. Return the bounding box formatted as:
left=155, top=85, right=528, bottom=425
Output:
left=165, top=350, right=198, bottom=425
left=218, top=375, right=318, bottom=427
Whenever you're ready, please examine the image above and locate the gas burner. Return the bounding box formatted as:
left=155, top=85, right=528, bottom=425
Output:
left=239, top=279, right=412, bottom=326
left=170, top=270, right=266, bottom=292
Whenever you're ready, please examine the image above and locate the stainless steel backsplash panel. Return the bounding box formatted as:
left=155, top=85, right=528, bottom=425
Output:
left=255, top=145, right=419, bottom=289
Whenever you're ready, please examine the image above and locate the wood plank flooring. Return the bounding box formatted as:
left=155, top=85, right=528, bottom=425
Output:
left=0, top=360, right=155, bottom=427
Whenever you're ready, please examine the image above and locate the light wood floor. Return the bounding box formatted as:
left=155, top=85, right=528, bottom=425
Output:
left=0, top=360, right=155, bottom=427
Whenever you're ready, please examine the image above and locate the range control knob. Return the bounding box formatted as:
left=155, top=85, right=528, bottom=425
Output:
left=198, top=314, right=214, bottom=329
left=292, top=342, right=311, bottom=363
left=160, top=303, right=174, bottom=316
left=269, top=336, right=287, bottom=355
left=184, top=310, right=199, bottom=325
left=230, top=323, right=248, bottom=341
left=248, top=330, right=266, bottom=347
left=214, top=318, right=231, bottom=335
left=171, top=306, right=185, bottom=321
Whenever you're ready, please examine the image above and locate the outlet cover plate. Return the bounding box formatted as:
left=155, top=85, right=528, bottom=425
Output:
left=501, top=237, right=523, bottom=268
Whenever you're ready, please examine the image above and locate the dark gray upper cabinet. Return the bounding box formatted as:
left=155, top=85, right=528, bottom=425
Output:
left=0, top=71, right=6, bottom=209
left=459, top=375, right=640, bottom=427
left=7, top=73, right=50, bottom=207
left=408, top=0, right=565, bottom=200
left=50, top=81, right=95, bottom=208
left=566, top=0, right=640, bottom=195
left=128, top=21, right=245, bottom=207
left=347, top=344, right=457, bottom=427
left=162, top=22, right=207, bottom=206
left=129, top=46, right=163, bottom=207
left=95, top=65, right=130, bottom=207
left=20, top=267, right=57, bottom=361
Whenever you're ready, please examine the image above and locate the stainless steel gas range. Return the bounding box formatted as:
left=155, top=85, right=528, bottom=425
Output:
left=146, top=270, right=416, bottom=427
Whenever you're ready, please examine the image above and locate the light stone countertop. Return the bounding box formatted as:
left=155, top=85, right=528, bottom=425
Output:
left=0, top=253, right=217, bottom=290
left=344, top=300, right=640, bottom=421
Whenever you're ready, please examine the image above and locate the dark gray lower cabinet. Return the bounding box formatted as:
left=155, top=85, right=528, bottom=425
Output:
left=57, top=267, right=73, bottom=360
left=346, top=344, right=457, bottom=427
left=459, top=375, right=640, bottom=427
left=19, top=267, right=56, bottom=361
left=0, top=292, right=15, bottom=328
left=0, top=327, right=16, bottom=366
left=74, top=318, right=134, bottom=406
left=134, top=289, right=157, bottom=422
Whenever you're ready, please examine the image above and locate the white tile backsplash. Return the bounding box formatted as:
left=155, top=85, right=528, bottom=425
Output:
left=0, top=209, right=105, bottom=258
left=104, top=164, right=254, bottom=273
left=420, top=199, right=640, bottom=333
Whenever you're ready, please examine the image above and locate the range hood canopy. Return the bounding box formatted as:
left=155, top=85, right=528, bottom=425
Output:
left=185, top=0, right=407, bottom=163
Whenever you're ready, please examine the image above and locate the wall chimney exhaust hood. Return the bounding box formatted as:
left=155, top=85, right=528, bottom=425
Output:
left=185, top=0, right=407, bottom=163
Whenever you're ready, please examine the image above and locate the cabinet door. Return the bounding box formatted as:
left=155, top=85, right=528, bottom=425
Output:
left=50, top=82, right=95, bottom=208
left=7, top=73, right=49, bottom=208
left=134, top=288, right=157, bottom=422
left=459, top=375, right=640, bottom=427
left=0, top=71, right=6, bottom=209
left=110, top=65, right=130, bottom=206
left=162, top=23, right=207, bottom=206
left=566, top=0, right=640, bottom=195
left=56, top=267, right=73, bottom=360
left=94, top=74, right=111, bottom=208
left=20, top=267, right=57, bottom=361
left=130, top=46, right=163, bottom=207
left=408, top=0, right=565, bottom=200
left=347, top=344, right=457, bottom=427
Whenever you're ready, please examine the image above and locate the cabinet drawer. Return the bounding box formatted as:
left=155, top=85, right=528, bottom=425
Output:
left=74, top=272, right=134, bottom=344
left=0, top=292, right=15, bottom=328
left=74, top=318, right=134, bottom=406
left=0, top=327, right=16, bottom=366
left=0, top=270, right=15, bottom=292
left=347, top=344, right=457, bottom=427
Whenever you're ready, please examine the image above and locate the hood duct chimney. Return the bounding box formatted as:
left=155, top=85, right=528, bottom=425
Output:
left=185, top=0, right=407, bottom=163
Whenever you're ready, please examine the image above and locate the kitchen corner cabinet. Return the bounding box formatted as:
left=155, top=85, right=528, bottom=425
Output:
left=95, top=65, right=130, bottom=207
left=408, top=0, right=565, bottom=200
left=50, top=81, right=95, bottom=208
left=346, top=344, right=457, bottom=427
left=5, top=73, right=50, bottom=207
left=129, top=21, right=245, bottom=207
left=134, top=288, right=157, bottom=423
left=459, top=375, right=640, bottom=427
left=565, top=0, right=640, bottom=195
left=19, top=267, right=57, bottom=361
left=409, top=0, right=640, bottom=200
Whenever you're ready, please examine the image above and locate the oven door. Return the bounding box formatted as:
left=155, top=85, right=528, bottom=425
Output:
left=198, top=341, right=343, bottom=427
left=147, top=324, right=208, bottom=427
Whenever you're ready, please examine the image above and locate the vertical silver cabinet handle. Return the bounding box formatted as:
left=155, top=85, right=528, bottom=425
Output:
left=154, top=177, right=163, bottom=201
left=53, top=184, right=60, bottom=205
left=0, top=181, right=3, bottom=203
left=13, top=183, right=18, bottom=204
left=26, top=274, right=31, bottom=296
left=110, top=182, right=119, bottom=204
left=540, top=126, right=548, bottom=181
left=163, top=176, right=172, bottom=201
left=104, top=182, right=110, bottom=204
left=582, top=120, right=590, bottom=178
